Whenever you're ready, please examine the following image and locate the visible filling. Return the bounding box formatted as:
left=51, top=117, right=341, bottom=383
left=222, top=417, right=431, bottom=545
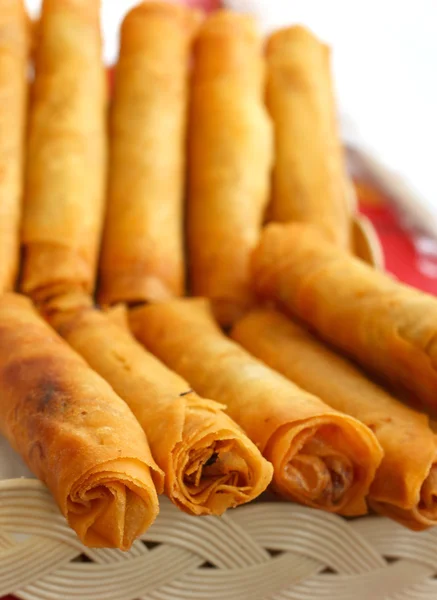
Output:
left=286, top=436, right=354, bottom=506
left=267, top=423, right=358, bottom=511
left=173, top=436, right=255, bottom=515
left=183, top=439, right=250, bottom=495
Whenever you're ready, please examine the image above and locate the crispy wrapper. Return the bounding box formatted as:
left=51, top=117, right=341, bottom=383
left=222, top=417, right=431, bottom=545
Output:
left=266, top=26, right=350, bottom=247
left=21, top=0, right=106, bottom=302
left=0, top=294, right=161, bottom=549
left=253, top=222, right=437, bottom=414
left=0, top=0, right=29, bottom=292
left=188, top=11, right=273, bottom=326
left=98, top=2, right=201, bottom=305
left=49, top=303, right=272, bottom=515
left=129, top=298, right=383, bottom=515
left=232, top=308, right=437, bottom=530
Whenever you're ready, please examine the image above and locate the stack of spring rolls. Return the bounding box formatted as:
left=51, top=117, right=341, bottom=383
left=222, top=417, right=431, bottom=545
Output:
left=0, top=0, right=435, bottom=553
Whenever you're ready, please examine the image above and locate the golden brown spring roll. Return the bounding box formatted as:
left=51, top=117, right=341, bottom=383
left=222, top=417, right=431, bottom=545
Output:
left=232, top=308, right=437, bottom=530
left=0, top=294, right=161, bottom=549
left=98, top=3, right=201, bottom=306
left=188, top=11, right=273, bottom=326
left=49, top=303, right=272, bottom=515
left=0, top=1, right=29, bottom=292
left=21, top=0, right=106, bottom=303
left=266, top=26, right=350, bottom=247
left=129, top=298, right=383, bottom=515
left=253, top=222, right=437, bottom=415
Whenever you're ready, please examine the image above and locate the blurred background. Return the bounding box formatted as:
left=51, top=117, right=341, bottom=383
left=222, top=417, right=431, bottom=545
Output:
left=25, top=0, right=436, bottom=229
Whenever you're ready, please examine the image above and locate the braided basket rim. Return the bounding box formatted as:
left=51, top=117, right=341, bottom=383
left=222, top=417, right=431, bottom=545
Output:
left=1, top=477, right=437, bottom=600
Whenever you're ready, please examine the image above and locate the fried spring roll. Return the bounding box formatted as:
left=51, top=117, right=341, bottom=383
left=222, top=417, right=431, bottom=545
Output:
left=0, top=1, right=28, bottom=292
left=253, top=222, right=437, bottom=414
left=188, top=11, right=273, bottom=326
left=0, top=294, right=161, bottom=549
left=98, top=3, right=201, bottom=306
left=21, top=0, right=106, bottom=302
left=232, top=308, right=437, bottom=530
left=49, top=303, right=272, bottom=515
left=266, top=26, right=350, bottom=247
left=129, top=298, right=383, bottom=515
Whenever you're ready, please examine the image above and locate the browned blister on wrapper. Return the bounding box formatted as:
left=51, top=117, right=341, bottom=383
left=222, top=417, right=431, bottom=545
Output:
left=50, top=303, right=272, bottom=515
left=0, top=294, right=161, bottom=550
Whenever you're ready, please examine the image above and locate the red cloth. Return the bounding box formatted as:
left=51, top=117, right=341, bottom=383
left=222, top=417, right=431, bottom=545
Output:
left=357, top=186, right=437, bottom=295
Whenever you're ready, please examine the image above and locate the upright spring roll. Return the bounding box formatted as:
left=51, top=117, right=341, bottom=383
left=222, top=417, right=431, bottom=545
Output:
left=21, top=0, right=106, bottom=303
left=266, top=26, right=350, bottom=247
left=98, top=2, right=201, bottom=306
left=49, top=302, right=272, bottom=516
left=0, top=294, right=161, bottom=549
left=253, top=222, right=437, bottom=414
left=188, top=11, right=273, bottom=326
left=129, top=298, right=383, bottom=516
left=232, top=308, right=437, bottom=530
left=0, top=1, right=28, bottom=292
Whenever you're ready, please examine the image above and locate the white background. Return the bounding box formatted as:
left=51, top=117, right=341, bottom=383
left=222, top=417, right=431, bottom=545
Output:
left=25, top=0, right=437, bottom=221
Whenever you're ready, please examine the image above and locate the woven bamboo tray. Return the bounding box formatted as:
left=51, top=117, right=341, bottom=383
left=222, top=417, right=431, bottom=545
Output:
left=1, top=478, right=437, bottom=600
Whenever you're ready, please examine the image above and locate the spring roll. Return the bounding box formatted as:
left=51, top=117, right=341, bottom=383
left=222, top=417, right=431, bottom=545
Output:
left=49, top=302, right=272, bottom=515
left=253, top=222, right=437, bottom=414
left=188, top=11, right=273, bottom=326
left=232, top=308, right=437, bottom=530
left=266, top=26, right=350, bottom=248
left=129, top=298, right=383, bottom=515
left=0, top=1, right=29, bottom=292
left=21, top=0, right=106, bottom=303
left=0, top=294, right=161, bottom=549
left=98, top=3, right=201, bottom=306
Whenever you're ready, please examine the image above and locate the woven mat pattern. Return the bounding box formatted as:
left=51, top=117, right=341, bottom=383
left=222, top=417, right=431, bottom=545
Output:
left=1, top=479, right=437, bottom=600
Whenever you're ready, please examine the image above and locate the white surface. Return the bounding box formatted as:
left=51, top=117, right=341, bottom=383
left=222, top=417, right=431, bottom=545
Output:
left=24, top=0, right=437, bottom=227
